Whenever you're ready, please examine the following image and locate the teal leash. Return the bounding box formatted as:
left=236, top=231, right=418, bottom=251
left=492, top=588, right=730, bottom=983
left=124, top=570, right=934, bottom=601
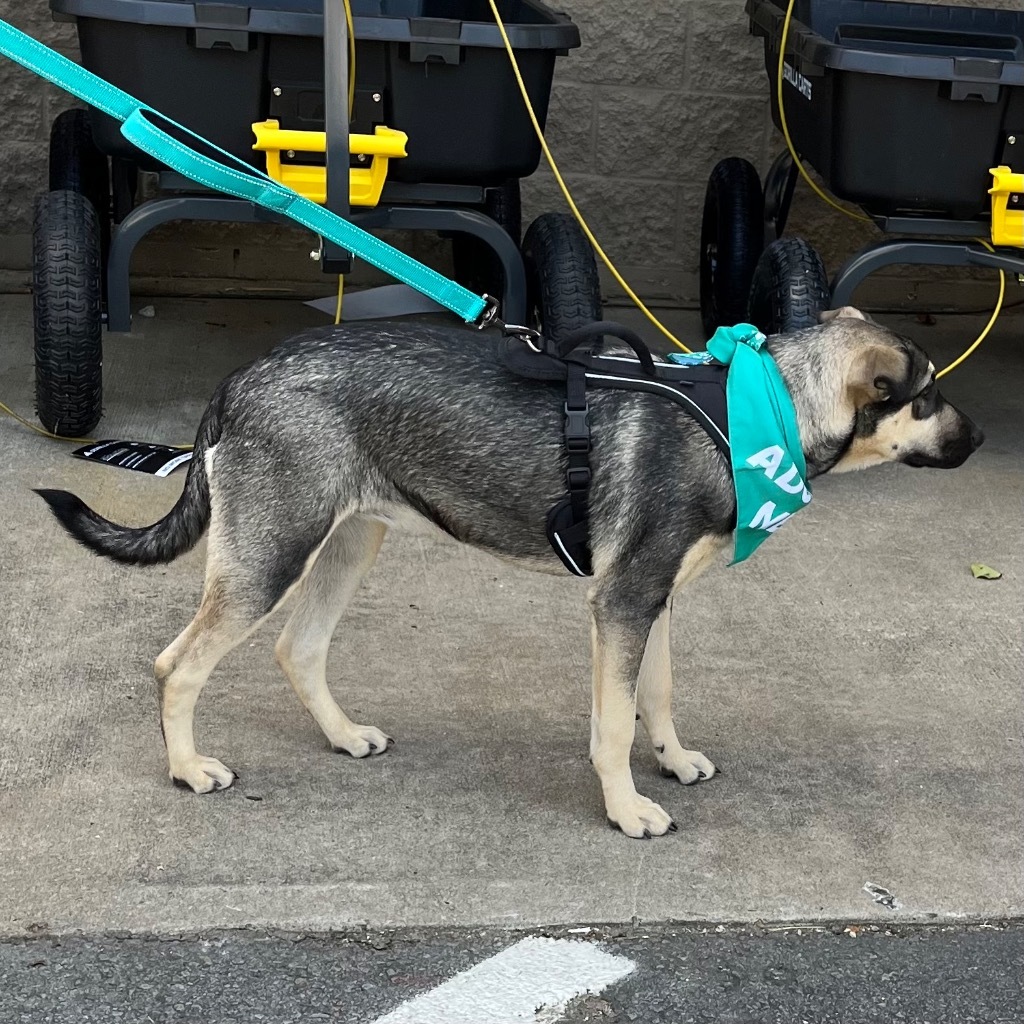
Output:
left=0, top=17, right=490, bottom=325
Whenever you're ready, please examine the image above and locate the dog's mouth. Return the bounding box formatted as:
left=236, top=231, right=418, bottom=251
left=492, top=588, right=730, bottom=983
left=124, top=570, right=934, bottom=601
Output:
left=902, top=447, right=973, bottom=469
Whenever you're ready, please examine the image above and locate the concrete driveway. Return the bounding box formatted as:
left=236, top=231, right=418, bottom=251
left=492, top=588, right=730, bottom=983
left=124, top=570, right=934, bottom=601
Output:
left=1, top=296, right=1020, bottom=937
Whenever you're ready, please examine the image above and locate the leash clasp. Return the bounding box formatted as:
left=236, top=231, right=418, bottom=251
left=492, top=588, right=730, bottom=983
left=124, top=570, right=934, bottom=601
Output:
left=502, top=323, right=544, bottom=352
left=476, top=294, right=544, bottom=352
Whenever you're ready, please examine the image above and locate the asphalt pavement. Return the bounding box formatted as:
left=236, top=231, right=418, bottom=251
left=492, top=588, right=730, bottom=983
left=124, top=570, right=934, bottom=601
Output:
left=2, top=923, right=1022, bottom=1023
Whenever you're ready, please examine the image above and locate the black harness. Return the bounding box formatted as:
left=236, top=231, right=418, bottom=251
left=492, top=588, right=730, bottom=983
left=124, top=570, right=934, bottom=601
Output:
left=497, top=322, right=732, bottom=577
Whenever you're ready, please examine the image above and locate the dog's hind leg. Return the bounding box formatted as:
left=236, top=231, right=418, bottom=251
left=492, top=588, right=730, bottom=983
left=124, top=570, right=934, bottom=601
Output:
left=155, top=499, right=343, bottom=793
left=275, top=515, right=392, bottom=758
left=588, top=587, right=675, bottom=839
left=636, top=600, right=716, bottom=785
left=155, top=573, right=274, bottom=794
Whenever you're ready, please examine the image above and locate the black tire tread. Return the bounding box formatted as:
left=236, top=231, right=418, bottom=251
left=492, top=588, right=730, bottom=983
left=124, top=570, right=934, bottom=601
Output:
left=49, top=109, right=109, bottom=215
left=747, top=236, right=830, bottom=336
left=522, top=212, right=602, bottom=341
left=33, top=190, right=103, bottom=438
left=700, top=157, right=764, bottom=338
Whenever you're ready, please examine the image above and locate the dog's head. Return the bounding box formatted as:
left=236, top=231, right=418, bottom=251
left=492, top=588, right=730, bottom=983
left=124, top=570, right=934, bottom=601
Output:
left=771, top=307, right=984, bottom=477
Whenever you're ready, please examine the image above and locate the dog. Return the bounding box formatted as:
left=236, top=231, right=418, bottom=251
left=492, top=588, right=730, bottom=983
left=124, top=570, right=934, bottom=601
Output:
left=37, top=306, right=983, bottom=838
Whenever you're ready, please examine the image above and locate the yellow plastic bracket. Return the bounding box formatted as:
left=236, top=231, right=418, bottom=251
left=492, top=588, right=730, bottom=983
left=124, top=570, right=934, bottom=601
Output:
left=989, top=165, right=1024, bottom=248
left=251, top=120, right=408, bottom=207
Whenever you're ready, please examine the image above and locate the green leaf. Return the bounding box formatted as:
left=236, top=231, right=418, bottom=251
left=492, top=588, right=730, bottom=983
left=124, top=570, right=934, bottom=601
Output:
left=971, top=563, right=1002, bottom=580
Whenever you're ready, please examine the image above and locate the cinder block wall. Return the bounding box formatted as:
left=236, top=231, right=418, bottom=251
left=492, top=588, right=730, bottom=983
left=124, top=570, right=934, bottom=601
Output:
left=0, top=0, right=1016, bottom=308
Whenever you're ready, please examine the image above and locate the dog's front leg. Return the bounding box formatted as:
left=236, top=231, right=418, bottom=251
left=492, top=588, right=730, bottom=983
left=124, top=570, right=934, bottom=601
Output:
left=637, top=601, right=716, bottom=785
left=589, top=595, right=676, bottom=838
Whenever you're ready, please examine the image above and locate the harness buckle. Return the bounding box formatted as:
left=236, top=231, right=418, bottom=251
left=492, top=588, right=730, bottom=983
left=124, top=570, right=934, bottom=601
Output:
left=564, top=404, right=590, bottom=452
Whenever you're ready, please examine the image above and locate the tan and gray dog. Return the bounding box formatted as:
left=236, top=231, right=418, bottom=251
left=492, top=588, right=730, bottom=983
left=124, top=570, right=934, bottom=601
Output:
left=37, top=307, right=982, bottom=838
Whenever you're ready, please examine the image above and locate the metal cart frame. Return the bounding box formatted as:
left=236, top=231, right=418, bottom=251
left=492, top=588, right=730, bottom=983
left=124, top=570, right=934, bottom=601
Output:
left=762, top=151, right=1024, bottom=309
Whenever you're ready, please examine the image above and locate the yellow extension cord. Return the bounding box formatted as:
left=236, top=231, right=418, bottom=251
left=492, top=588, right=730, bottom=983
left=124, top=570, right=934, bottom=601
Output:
left=776, top=0, right=1004, bottom=379
left=485, top=0, right=692, bottom=352
left=1, top=0, right=1007, bottom=445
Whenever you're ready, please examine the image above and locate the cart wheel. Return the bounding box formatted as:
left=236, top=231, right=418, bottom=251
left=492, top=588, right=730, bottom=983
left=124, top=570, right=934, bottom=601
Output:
left=747, top=237, right=830, bottom=336
left=522, top=212, right=601, bottom=342
left=451, top=178, right=522, bottom=296
left=50, top=110, right=109, bottom=200
left=33, top=190, right=103, bottom=438
left=49, top=108, right=111, bottom=242
left=699, top=157, right=764, bottom=339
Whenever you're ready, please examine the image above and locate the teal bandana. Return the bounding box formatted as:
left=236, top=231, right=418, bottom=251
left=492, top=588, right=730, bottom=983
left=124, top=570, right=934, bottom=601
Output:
left=668, top=324, right=810, bottom=564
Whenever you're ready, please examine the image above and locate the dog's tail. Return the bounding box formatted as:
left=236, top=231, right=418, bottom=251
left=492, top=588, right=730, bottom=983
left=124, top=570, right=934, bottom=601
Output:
left=35, top=383, right=228, bottom=566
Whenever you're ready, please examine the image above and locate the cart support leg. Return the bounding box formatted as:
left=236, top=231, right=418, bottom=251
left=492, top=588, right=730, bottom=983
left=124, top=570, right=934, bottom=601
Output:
left=106, top=196, right=276, bottom=332
left=763, top=151, right=797, bottom=242
left=355, top=206, right=527, bottom=322
left=830, top=240, right=1024, bottom=309
left=106, top=197, right=526, bottom=331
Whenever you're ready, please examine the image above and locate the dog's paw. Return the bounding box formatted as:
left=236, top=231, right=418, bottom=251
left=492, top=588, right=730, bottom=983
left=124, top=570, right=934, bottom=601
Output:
left=170, top=756, right=238, bottom=794
left=657, top=745, right=716, bottom=785
left=606, top=792, right=676, bottom=839
left=331, top=725, right=393, bottom=759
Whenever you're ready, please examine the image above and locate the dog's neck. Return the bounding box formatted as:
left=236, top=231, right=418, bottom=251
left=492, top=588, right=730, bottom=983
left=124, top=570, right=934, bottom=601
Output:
left=767, top=329, right=856, bottom=479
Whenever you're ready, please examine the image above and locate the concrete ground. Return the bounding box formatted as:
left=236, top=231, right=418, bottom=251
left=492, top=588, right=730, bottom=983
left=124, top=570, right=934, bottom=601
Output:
left=0, top=296, right=1021, bottom=939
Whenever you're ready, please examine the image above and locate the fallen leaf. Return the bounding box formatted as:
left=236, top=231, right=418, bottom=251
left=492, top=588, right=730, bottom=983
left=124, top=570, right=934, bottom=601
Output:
left=971, top=563, right=1002, bottom=580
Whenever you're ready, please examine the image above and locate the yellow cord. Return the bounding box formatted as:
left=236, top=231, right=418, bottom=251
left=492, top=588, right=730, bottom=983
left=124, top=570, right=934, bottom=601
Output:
left=0, top=398, right=192, bottom=449
left=344, top=0, right=356, bottom=116
left=0, top=399, right=97, bottom=444
left=936, top=241, right=1005, bottom=380
left=486, top=0, right=690, bottom=352
left=777, top=0, right=871, bottom=225
left=335, top=273, right=345, bottom=324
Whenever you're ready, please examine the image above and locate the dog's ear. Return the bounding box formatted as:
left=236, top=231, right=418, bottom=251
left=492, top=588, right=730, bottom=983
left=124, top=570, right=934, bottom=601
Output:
left=847, top=343, right=910, bottom=406
left=820, top=306, right=871, bottom=324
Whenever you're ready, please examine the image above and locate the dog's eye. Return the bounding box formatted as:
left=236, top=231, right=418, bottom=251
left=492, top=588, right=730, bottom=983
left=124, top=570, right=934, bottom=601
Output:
left=873, top=376, right=892, bottom=396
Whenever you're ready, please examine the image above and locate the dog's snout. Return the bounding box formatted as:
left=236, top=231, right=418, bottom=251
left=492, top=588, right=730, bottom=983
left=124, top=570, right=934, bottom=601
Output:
left=970, top=423, right=985, bottom=450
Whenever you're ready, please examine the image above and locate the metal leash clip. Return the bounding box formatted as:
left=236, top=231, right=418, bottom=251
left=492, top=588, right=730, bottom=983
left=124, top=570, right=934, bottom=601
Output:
left=475, top=294, right=544, bottom=352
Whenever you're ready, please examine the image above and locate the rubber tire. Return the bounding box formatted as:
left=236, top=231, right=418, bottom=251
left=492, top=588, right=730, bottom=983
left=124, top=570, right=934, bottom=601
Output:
left=747, top=236, right=830, bottom=336
left=49, top=108, right=111, bottom=297
left=33, top=190, right=103, bottom=438
left=49, top=109, right=110, bottom=231
left=699, top=157, right=764, bottom=339
left=521, top=212, right=602, bottom=342
left=451, top=178, right=522, bottom=297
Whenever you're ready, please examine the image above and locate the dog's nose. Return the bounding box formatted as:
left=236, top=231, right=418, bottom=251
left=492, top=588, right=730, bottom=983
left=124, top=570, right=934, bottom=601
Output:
left=970, top=423, right=985, bottom=449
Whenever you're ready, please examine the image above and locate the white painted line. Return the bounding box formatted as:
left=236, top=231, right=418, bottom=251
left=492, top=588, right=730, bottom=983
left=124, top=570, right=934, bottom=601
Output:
left=370, top=936, right=635, bottom=1024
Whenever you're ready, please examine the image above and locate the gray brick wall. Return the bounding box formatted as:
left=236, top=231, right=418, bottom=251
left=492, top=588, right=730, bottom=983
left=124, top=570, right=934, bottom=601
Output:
left=0, top=0, right=1017, bottom=306
left=0, top=4, right=77, bottom=235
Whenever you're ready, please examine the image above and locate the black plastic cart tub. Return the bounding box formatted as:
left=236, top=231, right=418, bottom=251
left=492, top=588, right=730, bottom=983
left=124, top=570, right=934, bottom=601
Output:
left=51, top=0, right=580, bottom=185
left=699, top=0, right=1024, bottom=342
left=748, top=0, right=1024, bottom=219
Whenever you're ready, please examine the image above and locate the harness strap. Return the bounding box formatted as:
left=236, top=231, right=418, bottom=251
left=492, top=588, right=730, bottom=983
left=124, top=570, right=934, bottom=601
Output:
left=542, top=327, right=731, bottom=578
left=0, top=18, right=487, bottom=325
left=564, top=361, right=591, bottom=541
